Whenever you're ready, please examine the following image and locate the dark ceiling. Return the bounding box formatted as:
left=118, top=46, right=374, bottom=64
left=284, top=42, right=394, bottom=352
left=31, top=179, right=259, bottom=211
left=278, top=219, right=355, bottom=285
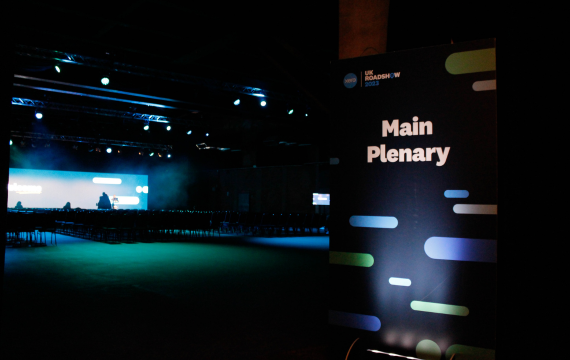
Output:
left=11, top=0, right=336, bottom=166
left=10, top=1, right=497, bottom=168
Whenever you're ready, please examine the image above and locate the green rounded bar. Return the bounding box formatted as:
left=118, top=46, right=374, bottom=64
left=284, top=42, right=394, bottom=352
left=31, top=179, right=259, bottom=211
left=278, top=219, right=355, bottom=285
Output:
left=445, top=344, right=495, bottom=360
left=329, top=251, right=374, bottom=267
left=445, top=48, right=496, bottom=74
left=410, top=300, right=469, bottom=316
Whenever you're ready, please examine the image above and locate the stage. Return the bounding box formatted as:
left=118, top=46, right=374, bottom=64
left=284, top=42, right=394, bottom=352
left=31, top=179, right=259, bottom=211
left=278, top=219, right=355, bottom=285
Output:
left=2, top=233, right=329, bottom=359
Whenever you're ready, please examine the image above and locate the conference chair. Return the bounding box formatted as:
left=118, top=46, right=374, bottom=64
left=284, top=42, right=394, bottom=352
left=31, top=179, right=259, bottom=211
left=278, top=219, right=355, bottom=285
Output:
left=6, top=211, right=24, bottom=247
left=63, top=210, right=76, bottom=234
left=33, top=211, right=49, bottom=246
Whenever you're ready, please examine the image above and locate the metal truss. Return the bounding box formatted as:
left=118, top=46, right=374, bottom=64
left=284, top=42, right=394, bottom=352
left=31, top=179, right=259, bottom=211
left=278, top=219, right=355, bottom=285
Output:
left=10, top=131, right=172, bottom=150
left=15, top=44, right=304, bottom=104
left=12, top=97, right=201, bottom=126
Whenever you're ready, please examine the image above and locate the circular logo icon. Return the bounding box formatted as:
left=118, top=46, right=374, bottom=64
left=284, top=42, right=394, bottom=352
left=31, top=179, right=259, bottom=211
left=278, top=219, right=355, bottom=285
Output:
left=343, top=73, right=358, bottom=88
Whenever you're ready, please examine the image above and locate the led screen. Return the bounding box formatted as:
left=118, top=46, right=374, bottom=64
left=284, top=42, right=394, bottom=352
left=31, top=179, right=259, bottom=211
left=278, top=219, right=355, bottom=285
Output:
left=8, top=168, right=148, bottom=210
left=312, top=193, right=330, bottom=205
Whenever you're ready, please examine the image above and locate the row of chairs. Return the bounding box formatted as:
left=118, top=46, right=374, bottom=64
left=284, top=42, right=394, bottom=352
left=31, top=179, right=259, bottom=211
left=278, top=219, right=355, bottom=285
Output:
left=52, top=210, right=221, bottom=242
left=219, top=211, right=329, bottom=235
left=5, top=209, right=330, bottom=244
left=6, top=211, right=57, bottom=247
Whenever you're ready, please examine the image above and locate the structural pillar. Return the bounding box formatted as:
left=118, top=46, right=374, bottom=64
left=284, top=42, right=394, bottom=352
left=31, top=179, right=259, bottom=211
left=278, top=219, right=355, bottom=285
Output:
left=339, top=0, right=390, bottom=59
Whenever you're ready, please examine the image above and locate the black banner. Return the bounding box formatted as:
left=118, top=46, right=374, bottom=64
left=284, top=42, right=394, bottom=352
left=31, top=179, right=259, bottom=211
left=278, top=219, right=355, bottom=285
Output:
left=330, top=39, right=497, bottom=360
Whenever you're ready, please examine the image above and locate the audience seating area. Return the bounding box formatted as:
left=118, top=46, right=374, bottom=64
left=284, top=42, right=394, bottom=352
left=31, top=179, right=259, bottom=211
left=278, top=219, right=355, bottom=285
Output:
left=5, top=209, right=330, bottom=246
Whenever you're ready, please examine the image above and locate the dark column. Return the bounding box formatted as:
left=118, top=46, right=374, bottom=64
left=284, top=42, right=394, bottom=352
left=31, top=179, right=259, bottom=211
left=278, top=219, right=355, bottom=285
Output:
left=339, top=0, right=390, bottom=59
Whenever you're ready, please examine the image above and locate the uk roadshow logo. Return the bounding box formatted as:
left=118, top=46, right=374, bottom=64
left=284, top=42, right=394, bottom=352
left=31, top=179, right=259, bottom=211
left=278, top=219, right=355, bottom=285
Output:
left=344, top=70, right=400, bottom=89
left=343, top=73, right=358, bottom=88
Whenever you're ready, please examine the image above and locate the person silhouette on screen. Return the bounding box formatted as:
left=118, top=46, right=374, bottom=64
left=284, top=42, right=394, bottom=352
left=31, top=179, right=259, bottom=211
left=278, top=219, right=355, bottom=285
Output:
left=15, top=201, right=23, bottom=209
left=63, top=202, right=71, bottom=210
left=97, top=192, right=112, bottom=210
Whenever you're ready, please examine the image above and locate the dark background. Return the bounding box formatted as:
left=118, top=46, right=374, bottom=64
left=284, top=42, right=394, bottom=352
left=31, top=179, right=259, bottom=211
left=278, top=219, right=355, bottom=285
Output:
left=4, top=0, right=537, bottom=357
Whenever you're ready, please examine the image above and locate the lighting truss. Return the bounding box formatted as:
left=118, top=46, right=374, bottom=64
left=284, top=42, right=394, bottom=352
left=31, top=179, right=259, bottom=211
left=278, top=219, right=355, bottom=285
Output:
left=15, top=45, right=304, bottom=105
left=12, top=97, right=200, bottom=126
left=10, top=131, right=172, bottom=151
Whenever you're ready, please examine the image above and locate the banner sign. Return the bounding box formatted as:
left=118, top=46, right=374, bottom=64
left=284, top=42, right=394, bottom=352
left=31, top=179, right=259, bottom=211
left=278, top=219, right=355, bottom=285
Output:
left=329, top=39, right=497, bottom=359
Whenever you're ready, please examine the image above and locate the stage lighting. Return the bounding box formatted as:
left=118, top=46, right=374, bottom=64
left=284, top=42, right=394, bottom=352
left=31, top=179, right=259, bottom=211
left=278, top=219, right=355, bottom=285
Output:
left=144, top=124, right=150, bottom=131
left=55, top=65, right=61, bottom=73
left=260, top=100, right=267, bottom=107
left=158, top=152, right=163, bottom=158
left=35, top=111, right=43, bottom=120
left=138, top=149, right=144, bottom=156
left=149, top=151, right=154, bottom=156
left=187, top=130, right=192, bottom=135
left=106, top=147, right=112, bottom=153
left=166, top=125, right=171, bottom=131
left=288, top=108, right=294, bottom=115
left=305, top=113, right=308, bottom=117
left=205, top=133, right=209, bottom=137
left=10, top=139, right=13, bottom=145
left=234, top=99, right=240, bottom=105
left=101, top=76, right=110, bottom=86
left=95, top=147, right=101, bottom=152
left=167, top=153, right=171, bottom=158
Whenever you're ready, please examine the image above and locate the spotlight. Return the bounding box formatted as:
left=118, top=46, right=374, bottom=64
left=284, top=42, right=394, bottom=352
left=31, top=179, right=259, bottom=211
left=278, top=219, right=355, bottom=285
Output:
left=205, top=133, right=209, bottom=137
left=288, top=109, right=294, bottom=115
left=55, top=65, right=61, bottom=73
left=260, top=100, right=267, bottom=107
left=95, top=147, right=101, bottom=153
left=166, top=125, right=171, bottom=131
left=138, top=149, right=144, bottom=156
left=10, top=139, right=13, bottom=145
left=149, top=151, right=155, bottom=156
left=158, top=152, right=163, bottom=158
left=144, top=124, right=149, bottom=131
left=117, top=149, right=122, bottom=154
left=305, top=113, right=308, bottom=116
left=106, top=147, right=112, bottom=153
left=101, top=76, right=110, bottom=86
left=167, top=153, right=171, bottom=158
left=35, top=111, right=43, bottom=120
left=187, top=130, right=192, bottom=135
left=234, top=99, right=240, bottom=106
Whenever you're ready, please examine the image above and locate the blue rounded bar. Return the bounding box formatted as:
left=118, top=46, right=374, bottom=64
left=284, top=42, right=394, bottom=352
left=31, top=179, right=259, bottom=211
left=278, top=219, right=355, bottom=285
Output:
left=444, top=190, right=469, bottom=198
left=424, top=237, right=496, bottom=263
left=328, top=310, right=381, bottom=331
left=349, top=216, right=398, bottom=228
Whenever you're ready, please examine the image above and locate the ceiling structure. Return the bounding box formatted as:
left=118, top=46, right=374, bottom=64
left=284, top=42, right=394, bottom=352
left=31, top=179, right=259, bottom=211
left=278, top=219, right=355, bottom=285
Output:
left=11, top=0, right=336, bottom=166
left=11, top=1, right=497, bottom=168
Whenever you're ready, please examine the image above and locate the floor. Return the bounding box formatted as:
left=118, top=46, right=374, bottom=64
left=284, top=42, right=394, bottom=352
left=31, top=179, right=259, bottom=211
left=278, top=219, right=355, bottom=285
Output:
left=1, top=233, right=329, bottom=359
